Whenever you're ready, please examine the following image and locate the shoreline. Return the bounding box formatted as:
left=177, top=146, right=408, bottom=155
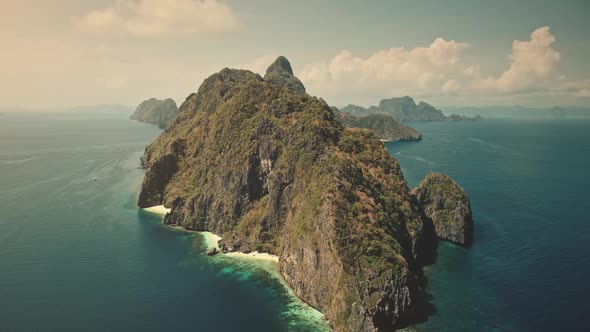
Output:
left=141, top=205, right=279, bottom=262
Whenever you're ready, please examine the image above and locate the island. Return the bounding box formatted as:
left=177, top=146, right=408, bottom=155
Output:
left=137, top=57, right=472, bottom=331
left=333, top=107, right=422, bottom=142
left=411, top=173, right=473, bottom=245
left=130, top=98, right=179, bottom=129
left=341, top=97, right=481, bottom=122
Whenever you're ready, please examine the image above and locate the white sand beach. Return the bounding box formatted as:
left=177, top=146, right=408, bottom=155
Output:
left=198, top=231, right=279, bottom=262
left=142, top=205, right=171, bottom=215
left=225, top=251, right=279, bottom=263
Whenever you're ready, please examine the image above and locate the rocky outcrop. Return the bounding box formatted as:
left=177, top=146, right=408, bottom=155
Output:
left=339, top=97, right=481, bottom=122
left=263, top=56, right=306, bottom=94
left=137, top=57, right=471, bottom=331
left=411, top=173, right=473, bottom=245
left=333, top=107, right=422, bottom=142
left=378, top=97, right=446, bottom=122
left=130, top=98, right=179, bottom=129
left=340, top=104, right=370, bottom=116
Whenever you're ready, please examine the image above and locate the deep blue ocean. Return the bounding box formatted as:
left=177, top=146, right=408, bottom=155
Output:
left=1, top=111, right=589, bottom=331
left=390, top=120, right=590, bottom=332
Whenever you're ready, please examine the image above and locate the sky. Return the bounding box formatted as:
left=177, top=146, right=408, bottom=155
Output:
left=1, top=0, right=589, bottom=109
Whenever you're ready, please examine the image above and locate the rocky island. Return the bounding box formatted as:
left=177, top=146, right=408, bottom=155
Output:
left=333, top=107, right=422, bottom=142
left=341, top=97, right=481, bottom=122
left=137, top=57, right=472, bottom=331
left=130, top=98, right=179, bottom=129
left=411, top=173, right=473, bottom=245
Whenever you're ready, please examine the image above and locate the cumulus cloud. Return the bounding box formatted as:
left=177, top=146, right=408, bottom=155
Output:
left=300, top=38, right=468, bottom=100
left=79, top=0, right=241, bottom=38
left=295, top=26, right=586, bottom=106
left=474, top=26, right=561, bottom=92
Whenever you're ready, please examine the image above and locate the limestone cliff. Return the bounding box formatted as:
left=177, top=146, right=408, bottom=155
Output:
left=333, top=107, right=422, bottom=142
left=411, top=173, right=473, bottom=245
left=130, top=98, right=179, bottom=129
left=137, top=57, right=471, bottom=331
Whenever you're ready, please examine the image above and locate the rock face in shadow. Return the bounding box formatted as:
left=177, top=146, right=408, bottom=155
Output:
left=137, top=56, right=472, bottom=331
left=411, top=173, right=473, bottom=245
left=130, top=98, right=179, bottom=129
left=333, top=107, right=422, bottom=142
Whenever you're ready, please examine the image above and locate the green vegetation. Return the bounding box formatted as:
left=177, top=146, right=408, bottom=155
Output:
left=334, top=108, right=422, bottom=141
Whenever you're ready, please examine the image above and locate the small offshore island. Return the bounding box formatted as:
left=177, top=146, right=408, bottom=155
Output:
left=137, top=56, right=473, bottom=331
left=130, top=98, right=179, bottom=129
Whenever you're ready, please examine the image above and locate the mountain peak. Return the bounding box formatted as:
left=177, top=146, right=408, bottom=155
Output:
left=265, top=56, right=294, bottom=76
left=263, top=56, right=305, bottom=94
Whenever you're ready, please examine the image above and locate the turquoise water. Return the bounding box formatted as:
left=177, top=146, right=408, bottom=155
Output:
left=390, top=120, right=590, bottom=331
left=1, top=113, right=589, bottom=331
left=0, top=111, right=327, bottom=332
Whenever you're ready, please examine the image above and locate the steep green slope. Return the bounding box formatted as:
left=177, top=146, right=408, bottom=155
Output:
left=333, top=108, right=422, bottom=142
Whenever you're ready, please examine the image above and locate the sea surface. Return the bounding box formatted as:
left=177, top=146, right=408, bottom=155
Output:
left=389, top=120, right=590, bottom=332
left=1, top=112, right=589, bottom=331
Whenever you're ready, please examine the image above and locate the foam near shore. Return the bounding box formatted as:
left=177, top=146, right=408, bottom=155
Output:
left=142, top=205, right=171, bottom=216
left=200, top=231, right=222, bottom=250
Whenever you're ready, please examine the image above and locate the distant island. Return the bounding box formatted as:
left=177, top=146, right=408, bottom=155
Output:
left=441, top=105, right=590, bottom=120
left=341, top=96, right=482, bottom=122
left=130, top=98, right=179, bottom=129
left=332, top=106, right=422, bottom=142
left=137, top=56, right=472, bottom=331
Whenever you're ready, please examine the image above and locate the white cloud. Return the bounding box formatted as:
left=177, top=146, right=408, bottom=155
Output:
left=474, top=26, right=560, bottom=92
left=79, top=0, right=241, bottom=38
left=442, top=79, right=461, bottom=93
left=295, top=26, right=587, bottom=106
left=299, top=38, right=468, bottom=100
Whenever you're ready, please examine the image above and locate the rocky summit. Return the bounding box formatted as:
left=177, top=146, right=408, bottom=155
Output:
left=137, top=56, right=471, bottom=331
left=130, top=98, right=179, bottom=129
left=263, top=56, right=306, bottom=94
left=411, top=173, right=473, bottom=245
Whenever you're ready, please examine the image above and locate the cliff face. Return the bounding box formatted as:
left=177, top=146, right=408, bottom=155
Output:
left=339, top=97, right=481, bottom=122
left=411, top=173, right=473, bottom=245
left=137, top=57, right=471, bottom=331
left=378, top=97, right=445, bottom=122
left=130, top=98, right=179, bottom=129
left=333, top=108, right=422, bottom=142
